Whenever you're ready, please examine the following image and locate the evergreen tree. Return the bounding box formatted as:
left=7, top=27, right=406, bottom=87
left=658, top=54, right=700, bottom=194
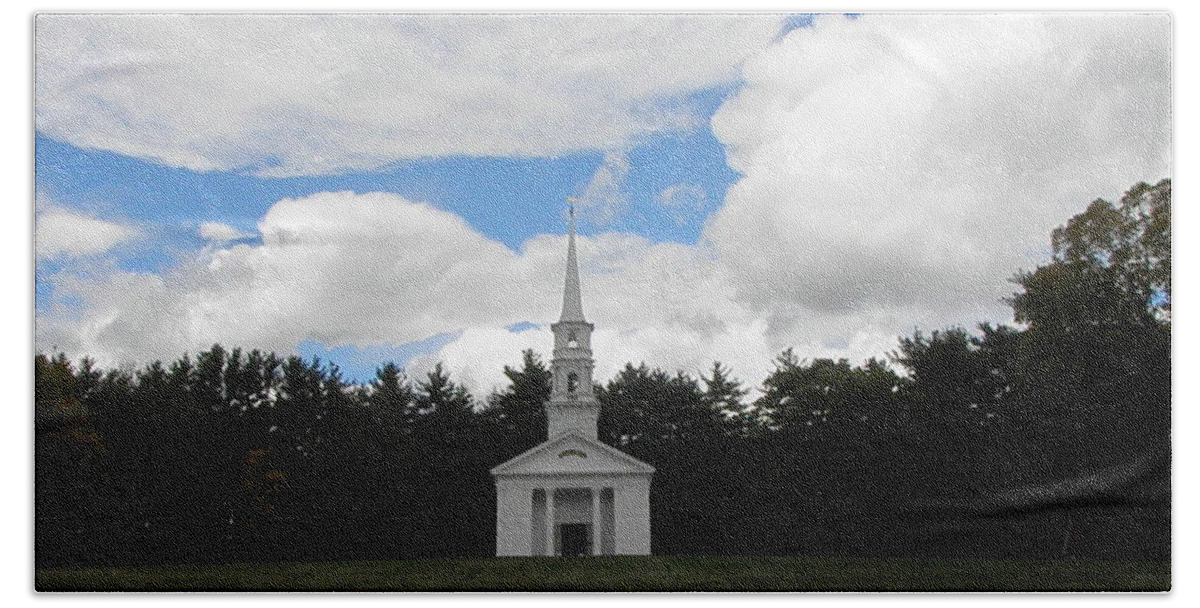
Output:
left=415, top=362, right=476, bottom=442
left=598, top=363, right=718, bottom=447
left=700, top=361, right=755, bottom=436
left=34, top=354, right=109, bottom=567
left=485, top=350, right=551, bottom=457
left=365, top=362, right=417, bottom=434
left=755, top=351, right=903, bottom=438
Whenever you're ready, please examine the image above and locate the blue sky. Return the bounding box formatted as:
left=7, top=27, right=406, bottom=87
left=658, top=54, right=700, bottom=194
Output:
left=35, top=80, right=744, bottom=383
left=36, top=83, right=739, bottom=256
left=32, top=13, right=1170, bottom=392
left=35, top=52, right=758, bottom=384
left=34, top=16, right=818, bottom=271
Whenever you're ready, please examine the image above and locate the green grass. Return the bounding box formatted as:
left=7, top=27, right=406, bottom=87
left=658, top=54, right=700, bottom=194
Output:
left=36, top=555, right=1170, bottom=592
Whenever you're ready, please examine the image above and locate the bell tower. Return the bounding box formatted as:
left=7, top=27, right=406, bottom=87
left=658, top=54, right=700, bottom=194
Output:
left=546, top=201, right=600, bottom=440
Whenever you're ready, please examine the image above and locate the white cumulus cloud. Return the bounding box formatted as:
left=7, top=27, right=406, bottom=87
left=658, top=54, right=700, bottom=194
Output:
left=36, top=206, right=137, bottom=260
left=36, top=191, right=554, bottom=365
left=35, top=14, right=783, bottom=176
left=198, top=221, right=254, bottom=243
left=36, top=190, right=781, bottom=394
left=706, top=13, right=1170, bottom=345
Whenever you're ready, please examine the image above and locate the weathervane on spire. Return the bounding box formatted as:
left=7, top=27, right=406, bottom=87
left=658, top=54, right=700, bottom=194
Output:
left=565, top=195, right=578, bottom=232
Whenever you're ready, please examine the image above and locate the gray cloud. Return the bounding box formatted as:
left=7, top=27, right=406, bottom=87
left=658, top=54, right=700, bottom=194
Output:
left=35, top=14, right=783, bottom=176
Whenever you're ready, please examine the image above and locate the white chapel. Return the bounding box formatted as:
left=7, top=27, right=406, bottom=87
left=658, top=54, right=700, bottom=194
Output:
left=490, top=206, right=655, bottom=557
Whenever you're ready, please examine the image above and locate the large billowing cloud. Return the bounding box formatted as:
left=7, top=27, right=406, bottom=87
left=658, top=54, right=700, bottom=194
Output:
left=706, top=13, right=1171, bottom=343
left=39, top=192, right=542, bottom=366
left=35, top=13, right=782, bottom=176
left=36, top=191, right=776, bottom=393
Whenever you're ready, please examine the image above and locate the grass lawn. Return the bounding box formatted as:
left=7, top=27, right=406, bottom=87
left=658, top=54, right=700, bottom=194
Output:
left=36, top=555, right=1169, bottom=592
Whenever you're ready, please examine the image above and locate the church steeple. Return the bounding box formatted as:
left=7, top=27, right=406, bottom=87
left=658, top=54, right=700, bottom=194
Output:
left=560, top=204, right=586, bottom=323
left=546, top=198, right=600, bottom=440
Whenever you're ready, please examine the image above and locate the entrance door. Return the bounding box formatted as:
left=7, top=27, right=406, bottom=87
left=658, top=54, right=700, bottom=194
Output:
left=560, top=523, right=589, bottom=557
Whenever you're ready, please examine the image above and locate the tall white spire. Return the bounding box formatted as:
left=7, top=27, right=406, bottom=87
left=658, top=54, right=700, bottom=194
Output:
left=546, top=197, right=599, bottom=439
left=560, top=201, right=586, bottom=323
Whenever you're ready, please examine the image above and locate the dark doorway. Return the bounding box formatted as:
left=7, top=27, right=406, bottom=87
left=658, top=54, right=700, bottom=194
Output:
left=560, top=523, right=589, bottom=556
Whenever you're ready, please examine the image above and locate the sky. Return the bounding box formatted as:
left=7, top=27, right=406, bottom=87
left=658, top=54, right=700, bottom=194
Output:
left=32, top=12, right=1172, bottom=395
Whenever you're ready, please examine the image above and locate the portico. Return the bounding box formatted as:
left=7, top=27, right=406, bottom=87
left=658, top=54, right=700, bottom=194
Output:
left=493, top=432, right=653, bottom=556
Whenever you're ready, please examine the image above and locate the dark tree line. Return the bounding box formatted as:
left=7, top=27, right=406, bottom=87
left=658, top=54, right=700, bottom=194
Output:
left=35, top=180, right=1169, bottom=567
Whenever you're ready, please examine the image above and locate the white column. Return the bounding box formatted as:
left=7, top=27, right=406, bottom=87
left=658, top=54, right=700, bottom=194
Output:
left=495, top=481, right=533, bottom=556
left=591, top=487, right=601, bottom=556
left=612, top=479, right=652, bottom=555
left=545, top=487, right=556, bottom=556
left=612, top=484, right=626, bottom=554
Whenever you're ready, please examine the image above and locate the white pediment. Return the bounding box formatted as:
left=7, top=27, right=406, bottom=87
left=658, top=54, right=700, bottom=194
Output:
left=491, top=430, right=655, bottom=477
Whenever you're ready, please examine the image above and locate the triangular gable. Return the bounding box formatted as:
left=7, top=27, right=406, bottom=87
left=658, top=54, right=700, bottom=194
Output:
left=491, top=430, right=655, bottom=476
